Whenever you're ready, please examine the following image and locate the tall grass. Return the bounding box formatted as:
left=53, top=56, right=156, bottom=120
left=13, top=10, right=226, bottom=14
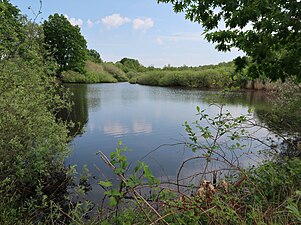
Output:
left=134, top=68, right=234, bottom=88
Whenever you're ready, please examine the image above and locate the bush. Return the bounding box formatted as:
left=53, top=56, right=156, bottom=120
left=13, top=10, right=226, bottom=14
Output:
left=62, top=70, right=86, bottom=83
left=85, top=70, right=117, bottom=83
left=136, top=71, right=163, bottom=86
left=0, top=58, right=71, bottom=223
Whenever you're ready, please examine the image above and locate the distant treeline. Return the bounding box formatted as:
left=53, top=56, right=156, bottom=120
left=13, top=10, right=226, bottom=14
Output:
left=63, top=56, right=278, bottom=90
left=63, top=56, right=239, bottom=89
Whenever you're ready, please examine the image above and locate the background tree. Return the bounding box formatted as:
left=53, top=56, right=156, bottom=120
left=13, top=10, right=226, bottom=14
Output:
left=0, top=0, right=27, bottom=59
left=118, top=57, right=146, bottom=73
left=43, top=13, right=87, bottom=74
left=158, top=0, right=301, bottom=81
left=87, top=49, right=102, bottom=63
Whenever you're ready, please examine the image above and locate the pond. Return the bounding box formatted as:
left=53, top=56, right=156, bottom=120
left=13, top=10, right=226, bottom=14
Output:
left=64, top=82, right=274, bottom=201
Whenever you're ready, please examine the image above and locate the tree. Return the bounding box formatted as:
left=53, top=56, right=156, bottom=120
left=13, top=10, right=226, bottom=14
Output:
left=118, top=57, right=145, bottom=73
left=0, top=0, right=26, bottom=59
left=0, top=2, right=71, bottom=221
left=43, top=13, right=87, bottom=74
left=158, top=0, right=301, bottom=81
left=87, top=49, right=102, bottom=63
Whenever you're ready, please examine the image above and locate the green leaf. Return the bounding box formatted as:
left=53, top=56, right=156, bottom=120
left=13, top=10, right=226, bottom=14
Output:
left=101, top=220, right=111, bottom=225
left=98, top=180, right=113, bottom=187
left=109, top=196, right=117, bottom=207
left=110, top=152, right=116, bottom=159
left=115, top=167, right=125, bottom=174
left=118, top=140, right=122, bottom=146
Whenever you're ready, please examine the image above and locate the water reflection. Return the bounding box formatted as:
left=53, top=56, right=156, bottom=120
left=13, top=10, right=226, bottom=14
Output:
left=58, top=84, right=89, bottom=137
left=86, top=85, right=102, bottom=111
left=206, top=90, right=270, bottom=110
left=89, top=119, right=153, bottom=138
left=132, top=120, right=152, bottom=135
left=103, top=122, right=130, bottom=137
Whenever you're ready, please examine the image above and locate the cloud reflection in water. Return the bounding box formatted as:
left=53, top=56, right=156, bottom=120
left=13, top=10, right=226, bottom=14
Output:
left=103, top=120, right=152, bottom=137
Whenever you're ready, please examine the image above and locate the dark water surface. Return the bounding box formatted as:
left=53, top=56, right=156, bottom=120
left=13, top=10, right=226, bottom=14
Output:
left=64, top=83, right=272, bottom=200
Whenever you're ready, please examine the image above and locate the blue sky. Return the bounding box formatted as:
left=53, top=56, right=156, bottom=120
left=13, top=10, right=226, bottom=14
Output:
left=11, top=0, right=243, bottom=67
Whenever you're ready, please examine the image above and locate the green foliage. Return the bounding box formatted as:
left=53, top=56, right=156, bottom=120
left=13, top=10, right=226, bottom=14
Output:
left=62, top=70, right=86, bottom=83
left=0, top=2, right=73, bottom=223
left=0, top=0, right=25, bottom=59
left=97, top=141, right=159, bottom=209
left=0, top=1, right=47, bottom=62
left=0, top=57, right=70, bottom=193
left=43, top=13, right=87, bottom=74
left=135, top=67, right=235, bottom=88
left=129, top=61, right=238, bottom=88
left=0, top=57, right=72, bottom=224
left=87, top=49, right=102, bottom=63
left=62, top=61, right=118, bottom=83
left=286, top=191, right=301, bottom=224
left=158, top=0, right=301, bottom=80
left=85, top=61, right=117, bottom=83
left=118, top=57, right=146, bottom=73
left=135, top=70, right=164, bottom=86
left=248, top=158, right=301, bottom=206
left=127, top=71, right=143, bottom=83
left=103, top=62, right=128, bottom=82
left=62, top=60, right=129, bottom=83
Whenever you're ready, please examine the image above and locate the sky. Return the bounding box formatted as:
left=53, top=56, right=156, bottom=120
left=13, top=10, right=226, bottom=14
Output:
left=11, top=0, right=243, bottom=67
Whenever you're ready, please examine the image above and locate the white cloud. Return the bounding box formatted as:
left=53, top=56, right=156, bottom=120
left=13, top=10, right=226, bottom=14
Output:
left=87, top=19, right=94, bottom=28
left=156, top=32, right=202, bottom=44
left=102, top=14, right=131, bottom=29
left=64, top=14, right=83, bottom=27
left=155, top=37, right=163, bottom=45
left=132, top=18, right=154, bottom=32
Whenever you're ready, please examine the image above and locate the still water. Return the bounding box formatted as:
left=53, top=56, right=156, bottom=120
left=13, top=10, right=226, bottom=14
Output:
left=65, top=83, right=272, bottom=200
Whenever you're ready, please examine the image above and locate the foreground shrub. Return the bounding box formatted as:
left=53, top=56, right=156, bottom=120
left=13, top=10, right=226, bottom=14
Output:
left=0, top=57, right=72, bottom=223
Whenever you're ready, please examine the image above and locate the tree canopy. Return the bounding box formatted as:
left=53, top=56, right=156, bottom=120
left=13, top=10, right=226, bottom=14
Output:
left=158, top=0, right=301, bottom=81
left=0, top=0, right=26, bottom=59
left=87, top=49, right=102, bottom=63
left=43, top=13, right=87, bottom=74
left=0, top=2, right=71, bottom=221
left=118, top=57, right=145, bottom=73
